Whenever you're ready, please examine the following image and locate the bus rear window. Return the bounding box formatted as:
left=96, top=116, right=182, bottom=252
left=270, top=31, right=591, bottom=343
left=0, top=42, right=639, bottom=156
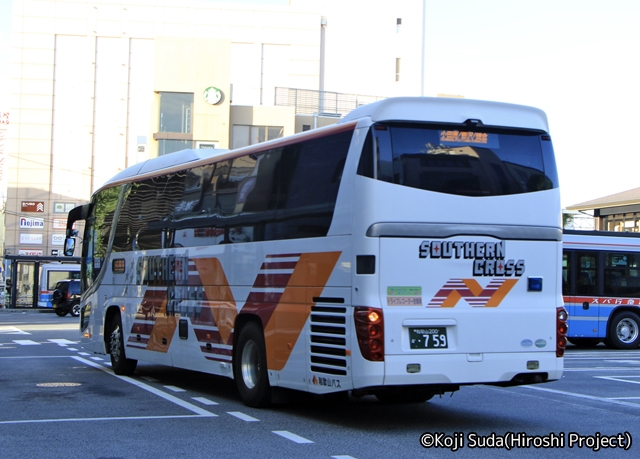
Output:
left=361, top=123, right=558, bottom=197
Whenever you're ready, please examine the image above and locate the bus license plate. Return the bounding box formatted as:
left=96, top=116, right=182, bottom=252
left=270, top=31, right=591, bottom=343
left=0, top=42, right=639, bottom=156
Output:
left=409, top=327, right=448, bottom=349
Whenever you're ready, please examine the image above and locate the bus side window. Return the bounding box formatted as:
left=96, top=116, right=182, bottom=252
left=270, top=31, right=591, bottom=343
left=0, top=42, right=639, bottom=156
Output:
left=576, top=252, right=598, bottom=296
left=605, top=251, right=640, bottom=297
left=562, top=252, right=571, bottom=295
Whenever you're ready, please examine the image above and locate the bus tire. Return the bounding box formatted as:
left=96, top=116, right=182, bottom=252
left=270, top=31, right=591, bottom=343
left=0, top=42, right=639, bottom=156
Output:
left=605, top=311, right=640, bottom=350
left=234, top=321, right=271, bottom=408
left=567, top=338, right=601, bottom=348
left=109, top=314, right=137, bottom=375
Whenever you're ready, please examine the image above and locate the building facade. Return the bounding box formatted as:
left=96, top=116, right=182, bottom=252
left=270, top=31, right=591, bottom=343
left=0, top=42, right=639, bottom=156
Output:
left=567, top=187, right=640, bottom=232
left=4, top=0, right=424, bottom=262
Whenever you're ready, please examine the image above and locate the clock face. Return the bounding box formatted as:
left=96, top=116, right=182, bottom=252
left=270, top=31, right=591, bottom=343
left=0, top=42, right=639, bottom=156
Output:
left=204, top=86, right=222, bottom=105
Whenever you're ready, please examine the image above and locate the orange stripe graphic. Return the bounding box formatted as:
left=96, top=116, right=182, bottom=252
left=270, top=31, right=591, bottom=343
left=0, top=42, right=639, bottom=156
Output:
left=485, top=279, right=518, bottom=307
left=193, top=258, right=237, bottom=345
left=263, top=251, right=341, bottom=371
left=145, top=294, right=178, bottom=352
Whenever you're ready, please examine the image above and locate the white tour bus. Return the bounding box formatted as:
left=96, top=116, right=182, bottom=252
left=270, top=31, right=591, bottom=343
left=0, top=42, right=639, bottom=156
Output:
left=64, top=97, right=566, bottom=407
left=563, top=230, right=640, bottom=349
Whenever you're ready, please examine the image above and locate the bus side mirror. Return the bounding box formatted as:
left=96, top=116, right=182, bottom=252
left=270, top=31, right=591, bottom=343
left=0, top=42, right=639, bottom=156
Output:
left=64, top=237, right=76, bottom=257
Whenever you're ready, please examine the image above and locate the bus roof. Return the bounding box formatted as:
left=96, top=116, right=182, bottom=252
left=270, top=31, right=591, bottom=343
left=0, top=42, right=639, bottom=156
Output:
left=107, top=148, right=230, bottom=185
left=339, top=97, right=549, bottom=132
left=97, top=122, right=357, bottom=191
left=96, top=97, right=549, bottom=192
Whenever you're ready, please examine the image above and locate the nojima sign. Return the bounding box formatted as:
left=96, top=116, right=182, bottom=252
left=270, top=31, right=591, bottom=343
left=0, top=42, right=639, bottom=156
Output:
left=20, top=217, right=45, bottom=229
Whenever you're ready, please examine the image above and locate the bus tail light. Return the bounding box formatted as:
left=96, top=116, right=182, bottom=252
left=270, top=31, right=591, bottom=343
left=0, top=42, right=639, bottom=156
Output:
left=556, top=307, right=568, bottom=357
left=354, top=307, right=384, bottom=361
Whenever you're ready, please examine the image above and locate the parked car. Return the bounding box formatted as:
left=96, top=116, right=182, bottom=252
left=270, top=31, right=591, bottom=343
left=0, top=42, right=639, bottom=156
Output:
left=52, top=279, right=81, bottom=317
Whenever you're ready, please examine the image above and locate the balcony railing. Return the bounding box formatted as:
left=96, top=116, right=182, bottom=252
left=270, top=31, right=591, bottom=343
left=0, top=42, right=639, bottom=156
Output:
left=274, top=87, right=386, bottom=116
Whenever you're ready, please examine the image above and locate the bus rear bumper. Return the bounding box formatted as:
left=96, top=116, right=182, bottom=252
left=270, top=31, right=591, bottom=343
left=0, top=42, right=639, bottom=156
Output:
left=381, top=351, right=563, bottom=387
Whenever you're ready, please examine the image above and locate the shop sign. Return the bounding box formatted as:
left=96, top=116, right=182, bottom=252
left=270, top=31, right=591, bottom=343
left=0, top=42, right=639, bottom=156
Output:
left=52, top=234, right=65, bottom=246
left=20, top=233, right=43, bottom=244
left=20, top=217, right=45, bottom=229
left=22, top=201, right=45, bottom=212
left=19, top=249, right=44, bottom=256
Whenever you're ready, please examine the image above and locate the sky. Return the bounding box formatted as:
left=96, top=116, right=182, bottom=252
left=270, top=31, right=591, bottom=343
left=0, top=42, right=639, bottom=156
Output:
left=1, top=0, right=639, bottom=208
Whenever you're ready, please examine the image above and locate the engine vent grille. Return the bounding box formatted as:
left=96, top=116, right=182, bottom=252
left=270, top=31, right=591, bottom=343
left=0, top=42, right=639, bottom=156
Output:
left=309, top=305, right=348, bottom=376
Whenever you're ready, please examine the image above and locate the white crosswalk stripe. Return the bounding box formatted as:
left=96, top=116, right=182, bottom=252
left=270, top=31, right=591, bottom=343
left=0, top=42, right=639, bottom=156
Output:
left=12, top=340, right=40, bottom=346
left=0, top=326, right=30, bottom=335
left=48, top=339, right=78, bottom=345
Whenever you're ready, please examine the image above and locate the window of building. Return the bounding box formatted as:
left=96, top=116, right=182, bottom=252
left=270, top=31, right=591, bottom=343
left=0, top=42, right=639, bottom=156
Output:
left=600, top=212, right=640, bottom=233
left=158, top=139, right=193, bottom=157
left=159, top=92, right=193, bottom=133
left=603, top=211, right=640, bottom=232
left=155, top=92, right=194, bottom=156
left=231, top=125, right=284, bottom=149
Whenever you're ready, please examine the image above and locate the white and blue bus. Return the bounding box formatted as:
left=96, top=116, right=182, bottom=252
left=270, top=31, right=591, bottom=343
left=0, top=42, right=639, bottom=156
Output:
left=563, top=230, right=640, bottom=349
left=37, top=263, right=81, bottom=308
left=64, top=97, right=566, bottom=406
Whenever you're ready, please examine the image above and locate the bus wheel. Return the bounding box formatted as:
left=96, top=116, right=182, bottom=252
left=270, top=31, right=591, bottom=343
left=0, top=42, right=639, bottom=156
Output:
left=234, top=322, right=271, bottom=408
left=109, top=314, right=137, bottom=375
left=567, top=338, right=601, bottom=348
left=605, top=312, right=640, bottom=350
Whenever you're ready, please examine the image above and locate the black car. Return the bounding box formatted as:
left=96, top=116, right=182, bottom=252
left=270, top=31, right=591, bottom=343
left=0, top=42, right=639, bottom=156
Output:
left=52, top=279, right=81, bottom=317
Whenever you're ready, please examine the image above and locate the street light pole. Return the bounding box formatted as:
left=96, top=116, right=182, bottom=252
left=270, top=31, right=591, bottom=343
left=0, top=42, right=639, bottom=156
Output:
left=421, top=0, right=427, bottom=96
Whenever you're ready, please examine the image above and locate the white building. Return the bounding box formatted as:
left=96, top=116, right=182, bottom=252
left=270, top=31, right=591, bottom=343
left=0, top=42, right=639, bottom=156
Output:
left=4, top=0, right=425, bottom=260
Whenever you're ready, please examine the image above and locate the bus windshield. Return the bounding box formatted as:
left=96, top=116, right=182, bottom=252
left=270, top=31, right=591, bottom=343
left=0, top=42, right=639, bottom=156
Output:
left=366, top=123, right=558, bottom=197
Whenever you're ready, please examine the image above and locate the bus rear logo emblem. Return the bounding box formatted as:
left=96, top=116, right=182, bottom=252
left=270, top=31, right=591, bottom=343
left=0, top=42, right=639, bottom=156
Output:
left=428, top=278, right=518, bottom=308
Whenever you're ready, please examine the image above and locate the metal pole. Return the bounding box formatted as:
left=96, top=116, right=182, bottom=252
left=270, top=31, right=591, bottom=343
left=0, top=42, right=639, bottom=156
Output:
left=320, top=16, right=327, bottom=113
left=421, top=0, right=427, bottom=96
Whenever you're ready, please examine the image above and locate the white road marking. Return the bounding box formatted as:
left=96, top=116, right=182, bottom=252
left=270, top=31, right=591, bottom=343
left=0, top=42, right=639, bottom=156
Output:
left=141, top=376, right=159, bottom=382
left=563, top=367, right=640, bottom=372
left=67, top=348, right=78, bottom=351
left=7, top=323, right=78, bottom=332
left=522, top=385, right=640, bottom=408
left=90, top=357, right=103, bottom=361
left=12, top=340, right=39, bottom=346
left=0, top=414, right=208, bottom=425
left=48, top=339, right=77, bottom=345
left=72, top=356, right=216, bottom=417
left=78, top=352, right=90, bottom=355
left=227, top=411, right=259, bottom=422
left=164, top=385, right=186, bottom=392
left=0, top=326, right=30, bottom=335
left=273, top=430, right=314, bottom=444
left=192, top=397, right=218, bottom=406
left=595, top=375, right=640, bottom=385
left=332, top=456, right=358, bottom=459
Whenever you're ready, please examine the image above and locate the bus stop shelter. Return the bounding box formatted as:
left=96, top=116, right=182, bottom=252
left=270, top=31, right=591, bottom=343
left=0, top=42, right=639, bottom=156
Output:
left=3, top=255, right=81, bottom=309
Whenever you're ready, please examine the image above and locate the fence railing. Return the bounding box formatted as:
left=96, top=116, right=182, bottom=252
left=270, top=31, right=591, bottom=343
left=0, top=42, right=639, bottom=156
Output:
left=274, top=87, right=386, bottom=116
